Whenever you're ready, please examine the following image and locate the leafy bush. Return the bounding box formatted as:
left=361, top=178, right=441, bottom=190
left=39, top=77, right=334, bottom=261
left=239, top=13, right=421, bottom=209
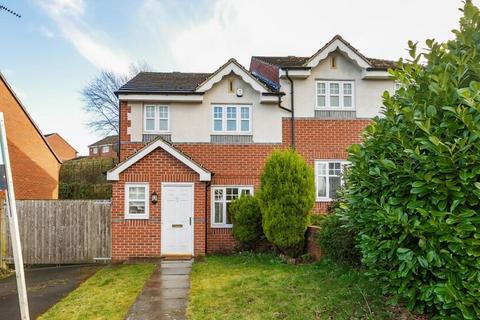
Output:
left=341, top=2, right=480, bottom=317
left=259, top=149, right=315, bottom=256
left=229, top=194, right=264, bottom=248
left=309, top=214, right=325, bottom=227
left=317, top=213, right=360, bottom=267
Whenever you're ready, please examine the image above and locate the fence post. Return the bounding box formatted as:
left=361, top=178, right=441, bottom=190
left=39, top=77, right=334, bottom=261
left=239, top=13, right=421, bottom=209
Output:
left=0, top=198, right=7, bottom=270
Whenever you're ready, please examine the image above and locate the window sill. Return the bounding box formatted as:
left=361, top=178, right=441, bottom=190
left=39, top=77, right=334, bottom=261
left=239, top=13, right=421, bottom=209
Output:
left=316, top=198, right=333, bottom=202
left=211, top=224, right=233, bottom=228
left=211, top=133, right=252, bottom=136
left=124, top=215, right=149, bottom=220
left=314, top=107, right=356, bottom=111
left=143, top=131, right=171, bottom=134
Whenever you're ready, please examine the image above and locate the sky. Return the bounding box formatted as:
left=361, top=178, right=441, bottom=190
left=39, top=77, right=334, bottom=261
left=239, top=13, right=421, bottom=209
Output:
left=0, top=0, right=471, bottom=154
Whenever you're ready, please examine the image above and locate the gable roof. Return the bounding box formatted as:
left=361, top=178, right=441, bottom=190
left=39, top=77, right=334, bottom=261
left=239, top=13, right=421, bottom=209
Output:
left=107, top=136, right=211, bottom=181
left=44, top=133, right=78, bottom=153
left=89, top=135, right=118, bottom=147
left=116, top=58, right=275, bottom=96
left=0, top=72, right=62, bottom=164
left=117, top=72, right=211, bottom=94
left=252, top=35, right=396, bottom=71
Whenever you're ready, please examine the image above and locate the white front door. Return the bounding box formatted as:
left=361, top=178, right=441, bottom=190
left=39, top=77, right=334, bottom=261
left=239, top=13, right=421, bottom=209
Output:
left=161, top=183, right=194, bottom=256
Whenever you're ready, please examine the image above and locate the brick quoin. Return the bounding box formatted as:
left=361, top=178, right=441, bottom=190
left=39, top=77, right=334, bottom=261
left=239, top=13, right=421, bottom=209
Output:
left=112, top=102, right=370, bottom=259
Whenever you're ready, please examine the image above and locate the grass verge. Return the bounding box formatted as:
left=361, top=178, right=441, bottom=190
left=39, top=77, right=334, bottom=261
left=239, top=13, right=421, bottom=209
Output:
left=188, top=253, right=395, bottom=320
left=39, top=264, right=155, bottom=320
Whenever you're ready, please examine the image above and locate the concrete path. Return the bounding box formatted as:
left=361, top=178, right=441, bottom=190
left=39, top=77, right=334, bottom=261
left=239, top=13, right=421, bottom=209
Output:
left=126, top=260, right=192, bottom=320
left=0, top=265, right=100, bottom=320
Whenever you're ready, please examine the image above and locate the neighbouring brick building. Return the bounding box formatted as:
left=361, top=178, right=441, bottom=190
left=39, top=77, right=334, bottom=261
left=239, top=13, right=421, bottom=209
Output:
left=45, top=133, right=78, bottom=161
left=0, top=72, right=62, bottom=199
left=88, top=135, right=118, bottom=158
left=107, top=35, right=397, bottom=260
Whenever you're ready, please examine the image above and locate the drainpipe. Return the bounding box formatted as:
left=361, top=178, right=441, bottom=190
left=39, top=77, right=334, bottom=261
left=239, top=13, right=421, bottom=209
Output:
left=285, top=69, right=295, bottom=149
left=204, top=179, right=212, bottom=255
left=117, top=100, right=121, bottom=163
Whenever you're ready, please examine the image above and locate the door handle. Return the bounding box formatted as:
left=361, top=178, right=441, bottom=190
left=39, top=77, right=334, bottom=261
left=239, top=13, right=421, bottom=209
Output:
left=189, top=217, right=192, bottom=225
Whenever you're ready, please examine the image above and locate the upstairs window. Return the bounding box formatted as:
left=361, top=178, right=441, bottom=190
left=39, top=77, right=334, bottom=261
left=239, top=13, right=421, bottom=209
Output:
left=101, top=145, right=110, bottom=153
left=91, top=147, right=98, bottom=154
left=212, top=105, right=251, bottom=134
left=315, top=161, right=349, bottom=200
left=144, top=105, right=169, bottom=132
left=316, top=81, right=354, bottom=109
left=212, top=186, right=253, bottom=227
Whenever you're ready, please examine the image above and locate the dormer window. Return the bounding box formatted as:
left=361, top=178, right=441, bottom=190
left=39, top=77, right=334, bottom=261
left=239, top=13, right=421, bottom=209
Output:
left=316, top=80, right=354, bottom=110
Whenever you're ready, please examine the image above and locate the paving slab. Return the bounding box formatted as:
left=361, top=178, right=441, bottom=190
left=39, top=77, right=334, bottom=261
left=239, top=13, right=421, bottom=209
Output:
left=126, top=259, right=192, bottom=320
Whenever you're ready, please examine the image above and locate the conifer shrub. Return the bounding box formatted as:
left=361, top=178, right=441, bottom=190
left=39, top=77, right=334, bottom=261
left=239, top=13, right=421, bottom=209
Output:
left=259, top=149, right=315, bottom=256
left=229, top=194, right=264, bottom=248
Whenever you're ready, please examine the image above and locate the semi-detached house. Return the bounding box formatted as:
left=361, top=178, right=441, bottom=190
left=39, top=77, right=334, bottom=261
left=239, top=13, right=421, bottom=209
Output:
left=107, top=35, right=397, bottom=260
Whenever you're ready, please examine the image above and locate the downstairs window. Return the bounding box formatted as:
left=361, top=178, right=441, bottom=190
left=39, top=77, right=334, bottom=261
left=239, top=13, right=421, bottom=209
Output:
left=212, top=186, right=253, bottom=227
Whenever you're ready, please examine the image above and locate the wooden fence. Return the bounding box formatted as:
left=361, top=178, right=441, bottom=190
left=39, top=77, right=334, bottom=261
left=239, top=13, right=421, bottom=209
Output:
left=0, top=200, right=111, bottom=266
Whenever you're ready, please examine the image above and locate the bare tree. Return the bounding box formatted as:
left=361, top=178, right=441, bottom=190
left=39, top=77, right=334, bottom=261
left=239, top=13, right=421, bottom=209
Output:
left=82, top=63, right=149, bottom=135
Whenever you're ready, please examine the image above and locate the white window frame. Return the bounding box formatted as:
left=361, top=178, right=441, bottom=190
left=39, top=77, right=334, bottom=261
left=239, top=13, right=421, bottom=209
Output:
left=211, top=186, right=254, bottom=228
left=314, top=160, right=349, bottom=201
left=92, top=147, right=98, bottom=154
left=143, top=105, right=170, bottom=133
left=124, top=183, right=149, bottom=219
left=315, top=80, right=355, bottom=110
left=101, top=145, right=110, bottom=153
left=211, top=104, right=252, bottom=134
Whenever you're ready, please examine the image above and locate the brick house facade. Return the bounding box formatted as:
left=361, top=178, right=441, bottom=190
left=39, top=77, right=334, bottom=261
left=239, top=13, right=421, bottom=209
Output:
left=0, top=72, right=61, bottom=199
left=88, top=135, right=118, bottom=158
left=107, top=36, right=396, bottom=259
left=45, top=133, right=78, bottom=161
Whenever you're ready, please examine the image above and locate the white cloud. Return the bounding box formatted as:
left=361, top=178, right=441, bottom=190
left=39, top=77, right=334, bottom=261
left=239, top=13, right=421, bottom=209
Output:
left=37, top=0, right=131, bottom=74
left=40, top=26, right=54, bottom=38
left=166, top=0, right=466, bottom=72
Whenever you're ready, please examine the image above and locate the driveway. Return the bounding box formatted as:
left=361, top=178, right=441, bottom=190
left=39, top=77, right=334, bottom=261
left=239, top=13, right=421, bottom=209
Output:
left=0, top=265, right=100, bottom=319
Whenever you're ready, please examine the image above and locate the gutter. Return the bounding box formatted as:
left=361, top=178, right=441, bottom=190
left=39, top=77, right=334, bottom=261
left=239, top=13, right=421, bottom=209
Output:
left=285, top=69, right=295, bottom=149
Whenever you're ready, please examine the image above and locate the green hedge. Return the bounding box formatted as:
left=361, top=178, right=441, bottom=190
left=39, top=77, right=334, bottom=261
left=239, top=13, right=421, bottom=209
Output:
left=229, top=194, right=264, bottom=249
left=341, top=2, right=480, bottom=317
left=59, top=157, right=116, bottom=199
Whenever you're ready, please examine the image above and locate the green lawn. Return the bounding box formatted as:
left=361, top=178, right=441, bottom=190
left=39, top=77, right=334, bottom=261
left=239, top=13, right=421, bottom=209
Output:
left=188, top=253, right=396, bottom=320
left=39, top=264, right=155, bottom=320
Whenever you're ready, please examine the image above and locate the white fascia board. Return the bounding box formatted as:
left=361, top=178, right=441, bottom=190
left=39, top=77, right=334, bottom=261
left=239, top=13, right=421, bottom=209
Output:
left=361, top=70, right=392, bottom=79
left=196, top=62, right=268, bottom=93
left=118, top=93, right=203, bottom=103
left=306, top=39, right=371, bottom=69
left=260, top=95, right=280, bottom=103
left=279, top=69, right=311, bottom=79
left=107, top=139, right=211, bottom=182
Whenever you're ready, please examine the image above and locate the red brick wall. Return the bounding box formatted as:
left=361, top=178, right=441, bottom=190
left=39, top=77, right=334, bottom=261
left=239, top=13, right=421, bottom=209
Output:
left=89, top=144, right=118, bottom=159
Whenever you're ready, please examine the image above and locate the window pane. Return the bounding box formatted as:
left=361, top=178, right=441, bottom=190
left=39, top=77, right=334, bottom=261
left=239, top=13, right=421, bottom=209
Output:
left=129, top=186, right=145, bottom=200
left=241, top=189, right=251, bottom=196
left=129, top=201, right=145, bottom=214
left=214, top=119, right=222, bottom=131
left=241, top=120, right=249, bottom=132
left=317, top=95, right=326, bottom=107
left=159, top=106, right=168, bottom=118
left=145, top=106, right=155, bottom=118
left=330, top=96, right=339, bottom=107
left=329, top=162, right=341, bottom=175
left=214, top=202, right=223, bottom=223
left=343, top=83, right=352, bottom=95
left=226, top=202, right=232, bottom=224
left=329, top=176, right=341, bottom=199
left=317, top=82, right=326, bottom=94
left=343, top=96, right=352, bottom=107
left=241, top=107, right=249, bottom=119
left=214, top=189, right=224, bottom=201
left=227, top=120, right=236, bottom=131
left=317, top=163, right=326, bottom=175
left=330, top=83, right=340, bottom=94
left=159, top=119, right=168, bottom=131
left=317, top=176, right=326, bottom=197
left=226, top=188, right=239, bottom=201
left=146, top=119, right=155, bottom=131
left=213, top=107, right=223, bottom=118
left=227, top=107, right=236, bottom=119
